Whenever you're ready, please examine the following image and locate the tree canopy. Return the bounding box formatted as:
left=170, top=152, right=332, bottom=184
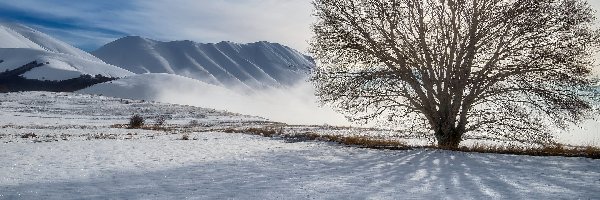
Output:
left=311, top=0, right=600, bottom=147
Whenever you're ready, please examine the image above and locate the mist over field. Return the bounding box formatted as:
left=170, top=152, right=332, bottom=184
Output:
left=152, top=78, right=598, bottom=146
left=156, top=79, right=351, bottom=126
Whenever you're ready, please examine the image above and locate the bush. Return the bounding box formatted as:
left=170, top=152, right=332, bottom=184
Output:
left=154, top=115, right=167, bottom=128
left=181, top=134, right=190, bottom=140
left=21, top=132, right=37, bottom=138
left=245, top=127, right=280, bottom=137
left=188, top=119, right=199, bottom=127
left=129, top=114, right=144, bottom=129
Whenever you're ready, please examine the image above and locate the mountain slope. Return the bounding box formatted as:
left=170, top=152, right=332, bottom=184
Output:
left=0, top=48, right=133, bottom=80
left=0, top=23, right=133, bottom=82
left=0, top=23, right=103, bottom=62
left=92, top=36, right=314, bottom=90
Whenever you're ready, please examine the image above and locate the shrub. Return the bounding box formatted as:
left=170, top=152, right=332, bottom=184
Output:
left=21, top=132, right=37, bottom=138
left=222, top=128, right=236, bottom=133
left=154, top=115, right=167, bottom=128
left=188, top=120, right=199, bottom=127
left=245, top=127, right=280, bottom=137
left=584, top=146, right=600, bottom=156
left=129, top=114, right=144, bottom=129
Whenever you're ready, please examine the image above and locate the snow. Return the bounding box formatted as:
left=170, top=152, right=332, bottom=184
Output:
left=0, top=48, right=134, bottom=80
left=0, top=23, right=133, bottom=81
left=0, top=92, right=599, bottom=199
left=0, top=23, right=103, bottom=62
left=92, top=36, right=314, bottom=90
left=0, top=24, right=44, bottom=50
left=77, top=73, right=350, bottom=125
left=20, top=59, right=81, bottom=81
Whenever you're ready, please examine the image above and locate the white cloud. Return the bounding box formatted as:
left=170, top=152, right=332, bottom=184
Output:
left=6, top=0, right=600, bottom=56
left=112, top=0, right=314, bottom=52
left=0, top=0, right=315, bottom=52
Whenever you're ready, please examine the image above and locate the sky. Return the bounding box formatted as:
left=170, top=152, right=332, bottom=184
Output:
left=0, top=0, right=600, bottom=54
left=0, top=0, right=314, bottom=52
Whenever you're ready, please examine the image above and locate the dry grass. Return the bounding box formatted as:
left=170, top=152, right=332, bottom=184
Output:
left=110, top=124, right=128, bottom=128
left=450, top=143, right=600, bottom=159
left=244, top=127, right=282, bottom=137
left=583, top=146, right=600, bottom=156
left=20, top=132, right=37, bottom=138
left=111, top=123, right=175, bottom=132
left=86, top=133, right=118, bottom=140
left=294, top=133, right=409, bottom=150
left=110, top=123, right=599, bottom=159
left=223, top=127, right=283, bottom=137
left=221, top=127, right=408, bottom=150
left=331, top=135, right=409, bottom=150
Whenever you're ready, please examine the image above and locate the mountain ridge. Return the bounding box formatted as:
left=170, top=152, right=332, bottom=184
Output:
left=0, top=22, right=133, bottom=81
left=92, top=36, right=314, bottom=90
left=0, top=22, right=104, bottom=62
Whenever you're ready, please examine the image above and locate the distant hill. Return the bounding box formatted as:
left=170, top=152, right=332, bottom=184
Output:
left=0, top=22, right=133, bottom=82
left=0, top=61, right=117, bottom=92
left=92, top=36, right=314, bottom=90
left=0, top=22, right=102, bottom=62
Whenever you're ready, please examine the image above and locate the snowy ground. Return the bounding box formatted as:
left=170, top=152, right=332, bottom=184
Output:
left=1, top=92, right=599, bottom=199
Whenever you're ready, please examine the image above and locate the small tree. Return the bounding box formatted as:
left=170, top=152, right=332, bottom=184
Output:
left=129, top=114, right=145, bottom=129
left=311, top=0, right=600, bottom=148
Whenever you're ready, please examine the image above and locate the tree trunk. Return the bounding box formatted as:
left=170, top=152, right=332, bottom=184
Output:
left=434, top=127, right=463, bottom=149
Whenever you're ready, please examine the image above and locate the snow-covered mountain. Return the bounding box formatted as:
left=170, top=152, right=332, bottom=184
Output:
left=0, top=22, right=133, bottom=81
left=92, top=36, right=314, bottom=90
left=0, top=22, right=343, bottom=124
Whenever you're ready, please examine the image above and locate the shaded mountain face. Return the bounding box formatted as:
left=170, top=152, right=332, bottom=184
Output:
left=92, top=36, right=314, bottom=90
left=0, top=61, right=117, bottom=93
left=0, top=23, right=133, bottom=82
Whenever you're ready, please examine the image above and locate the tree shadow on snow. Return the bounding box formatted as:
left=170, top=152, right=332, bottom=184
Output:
left=1, top=146, right=598, bottom=199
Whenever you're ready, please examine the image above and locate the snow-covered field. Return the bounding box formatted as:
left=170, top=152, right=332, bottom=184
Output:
left=1, top=92, right=599, bottom=199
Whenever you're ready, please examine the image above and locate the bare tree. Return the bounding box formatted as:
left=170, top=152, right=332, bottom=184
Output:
left=311, top=0, right=600, bottom=148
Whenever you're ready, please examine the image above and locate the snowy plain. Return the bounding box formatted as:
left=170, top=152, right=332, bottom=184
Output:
left=0, top=92, right=598, bottom=199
